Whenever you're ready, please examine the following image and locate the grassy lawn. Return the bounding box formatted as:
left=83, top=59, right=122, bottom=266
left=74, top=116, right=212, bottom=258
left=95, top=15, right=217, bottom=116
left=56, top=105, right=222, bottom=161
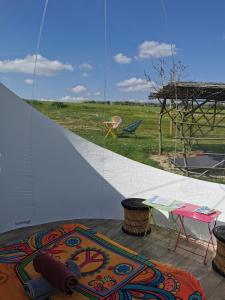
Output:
left=28, top=100, right=225, bottom=183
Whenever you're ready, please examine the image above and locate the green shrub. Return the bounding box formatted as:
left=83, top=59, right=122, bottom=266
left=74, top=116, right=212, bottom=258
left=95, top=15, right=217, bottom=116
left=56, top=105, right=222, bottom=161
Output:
left=51, top=102, right=67, bottom=108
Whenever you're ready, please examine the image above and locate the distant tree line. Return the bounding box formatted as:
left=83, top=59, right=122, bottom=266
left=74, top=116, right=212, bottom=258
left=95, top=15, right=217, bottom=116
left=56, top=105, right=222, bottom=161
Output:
left=24, top=99, right=161, bottom=107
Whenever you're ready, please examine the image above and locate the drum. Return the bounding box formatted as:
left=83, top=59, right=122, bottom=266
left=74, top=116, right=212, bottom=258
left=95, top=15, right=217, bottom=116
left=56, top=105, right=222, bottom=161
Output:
left=212, top=226, right=225, bottom=277
left=121, top=198, right=151, bottom=236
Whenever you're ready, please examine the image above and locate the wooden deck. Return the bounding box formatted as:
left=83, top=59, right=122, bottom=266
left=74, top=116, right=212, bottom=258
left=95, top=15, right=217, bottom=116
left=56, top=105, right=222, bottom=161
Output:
left=1, top=219, right=225, bottom=299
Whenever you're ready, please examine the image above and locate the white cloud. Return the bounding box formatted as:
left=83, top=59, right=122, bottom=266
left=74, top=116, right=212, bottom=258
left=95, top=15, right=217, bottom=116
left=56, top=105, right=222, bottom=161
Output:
left=24, top=78, right=34, bottom=85
left=125, top=98, right=147, bottom=103
left=87, top=91, right=101, bottom=96
left=0, top=54, right=73, bottom=76
left=117, top=77, right=156, bottom=92
left=38, top=97, right=55, bottom=102
left=93, top=91, right=101, bottom=96
left=37, top=96, right=89, bottom=102
left=81, top=72, right=89, bottom=77
left=70, top=85, right=87, bottom=93
left=114, top=53, right=132, bottom=64
left=61, top=95, right=89, bottom=102
left=79, top=63, right=93, bottom=70
left=137, top=41, right=176, bottom=59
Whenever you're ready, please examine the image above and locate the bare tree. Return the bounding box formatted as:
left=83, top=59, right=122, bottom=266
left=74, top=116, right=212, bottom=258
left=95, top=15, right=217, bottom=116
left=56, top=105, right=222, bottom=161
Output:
left=145, top=58, right=187, bottom=155
left=145, top=58, right=186, bottom=91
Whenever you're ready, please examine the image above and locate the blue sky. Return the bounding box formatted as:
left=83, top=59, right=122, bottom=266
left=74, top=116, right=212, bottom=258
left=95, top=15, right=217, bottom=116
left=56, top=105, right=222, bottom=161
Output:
left=1, top=0, right=225, bottom=102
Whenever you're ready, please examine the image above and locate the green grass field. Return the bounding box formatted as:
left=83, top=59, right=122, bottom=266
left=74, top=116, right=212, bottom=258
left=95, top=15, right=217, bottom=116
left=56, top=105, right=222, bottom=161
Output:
left=28, top=100, right=225, bottom=183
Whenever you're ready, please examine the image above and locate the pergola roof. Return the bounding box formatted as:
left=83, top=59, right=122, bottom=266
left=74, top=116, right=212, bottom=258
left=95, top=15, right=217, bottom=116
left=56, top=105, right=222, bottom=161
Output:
left=152, top=81, right=225, bottom=101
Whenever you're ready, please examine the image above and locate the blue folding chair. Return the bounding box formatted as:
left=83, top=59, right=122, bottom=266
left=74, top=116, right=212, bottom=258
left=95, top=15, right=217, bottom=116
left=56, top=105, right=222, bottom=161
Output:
left=121, top=120, right=143, bottom=136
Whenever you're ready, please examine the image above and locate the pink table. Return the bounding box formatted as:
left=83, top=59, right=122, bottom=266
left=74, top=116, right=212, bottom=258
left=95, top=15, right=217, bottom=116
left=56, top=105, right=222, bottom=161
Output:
left=172, top=203, right=221, bottom=264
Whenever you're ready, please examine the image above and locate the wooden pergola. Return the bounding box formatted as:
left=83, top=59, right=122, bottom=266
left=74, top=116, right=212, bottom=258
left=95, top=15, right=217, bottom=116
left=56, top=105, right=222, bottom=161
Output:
left=151, top=81, right=225, bottom=175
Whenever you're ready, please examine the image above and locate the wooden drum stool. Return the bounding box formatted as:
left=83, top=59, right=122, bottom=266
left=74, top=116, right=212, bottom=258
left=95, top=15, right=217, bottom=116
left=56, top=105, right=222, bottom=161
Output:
left=121, top=198, right=151, bottom=236
left=212, top=226, right=225, bottom=277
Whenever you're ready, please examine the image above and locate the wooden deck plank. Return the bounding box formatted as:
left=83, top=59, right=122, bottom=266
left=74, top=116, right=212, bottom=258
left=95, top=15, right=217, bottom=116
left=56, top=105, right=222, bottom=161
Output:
left=0, top=219, right=224, bottom=299
left=209, top=280, right=225, bottom=300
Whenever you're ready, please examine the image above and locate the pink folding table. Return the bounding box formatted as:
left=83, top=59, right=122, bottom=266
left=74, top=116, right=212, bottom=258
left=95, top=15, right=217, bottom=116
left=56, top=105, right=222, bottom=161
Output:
left=172, top=203, right=221, bottom=264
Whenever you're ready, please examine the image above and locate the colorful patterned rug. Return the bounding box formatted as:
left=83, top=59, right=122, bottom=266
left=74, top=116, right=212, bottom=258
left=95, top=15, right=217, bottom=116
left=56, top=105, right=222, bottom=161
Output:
left=0, top=223, right=206, bottom=299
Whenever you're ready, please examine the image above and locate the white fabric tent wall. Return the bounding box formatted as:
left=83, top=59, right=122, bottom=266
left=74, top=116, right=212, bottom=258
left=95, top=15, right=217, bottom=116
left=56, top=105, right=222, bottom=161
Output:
left=0, top=83, right=123, bottom=233
left=65, top=131, right=225, bottom=215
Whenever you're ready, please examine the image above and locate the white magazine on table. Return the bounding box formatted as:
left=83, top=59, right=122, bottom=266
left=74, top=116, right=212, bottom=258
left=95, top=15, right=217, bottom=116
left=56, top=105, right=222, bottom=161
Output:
left=146, top=195, right=175, bottom=207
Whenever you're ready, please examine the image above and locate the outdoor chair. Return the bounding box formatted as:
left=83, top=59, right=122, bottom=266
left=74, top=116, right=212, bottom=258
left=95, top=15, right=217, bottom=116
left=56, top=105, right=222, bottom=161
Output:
left=112, top=115, right=122, bottom=130
left=120, top=120, right=143, bottom=136
left=104, top=115, right=122, bottom=138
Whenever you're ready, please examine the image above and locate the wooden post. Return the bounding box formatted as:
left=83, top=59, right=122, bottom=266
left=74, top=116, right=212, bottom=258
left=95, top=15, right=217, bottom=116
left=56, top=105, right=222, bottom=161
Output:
left=169, top=100, right=173, bottom=137
left=159, top=113, right=163, bottom=155
left=158, top=98, right=166, bottom=155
